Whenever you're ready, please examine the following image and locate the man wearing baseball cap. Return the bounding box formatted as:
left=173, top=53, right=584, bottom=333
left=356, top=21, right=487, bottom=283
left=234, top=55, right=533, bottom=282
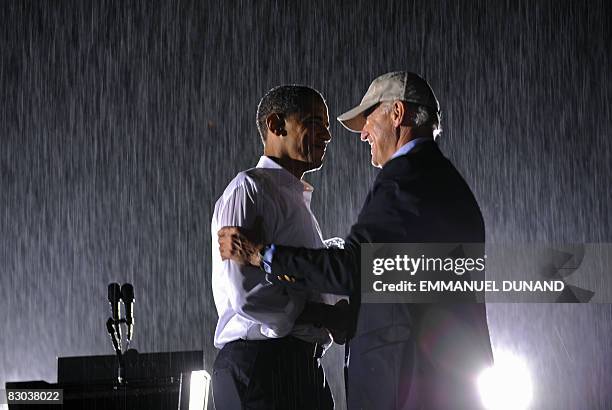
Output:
left=219, top=71, right=493, bottom=409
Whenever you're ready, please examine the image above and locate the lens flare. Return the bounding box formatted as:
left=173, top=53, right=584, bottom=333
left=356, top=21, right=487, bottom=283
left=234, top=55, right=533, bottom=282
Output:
left=478, top=351, right=533, bottom=410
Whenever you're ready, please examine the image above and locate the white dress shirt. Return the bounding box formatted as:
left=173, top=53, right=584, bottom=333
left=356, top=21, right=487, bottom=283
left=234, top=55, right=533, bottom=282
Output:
left=211, top=156, right=338, bottom=349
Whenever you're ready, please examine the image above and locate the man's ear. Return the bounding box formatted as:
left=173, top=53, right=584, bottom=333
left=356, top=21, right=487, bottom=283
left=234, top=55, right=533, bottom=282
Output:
left=266, top=113, right=286, bottom=137
left=391, top=101, right=406, bottom=128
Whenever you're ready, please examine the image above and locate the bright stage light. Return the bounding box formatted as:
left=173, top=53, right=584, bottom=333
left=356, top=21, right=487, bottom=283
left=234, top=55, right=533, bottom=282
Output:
left=189, top=370, right=211, bottom=410
left=477, top=351, right=533, bottom=410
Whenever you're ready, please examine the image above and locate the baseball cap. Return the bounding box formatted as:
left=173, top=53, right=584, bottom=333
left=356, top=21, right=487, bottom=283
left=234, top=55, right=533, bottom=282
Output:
left=337, top=71, right=440, bottom=132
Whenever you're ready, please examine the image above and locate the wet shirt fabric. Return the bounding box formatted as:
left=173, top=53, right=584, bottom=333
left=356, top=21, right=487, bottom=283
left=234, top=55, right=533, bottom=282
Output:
left=211, top=156, right=335, bottom=348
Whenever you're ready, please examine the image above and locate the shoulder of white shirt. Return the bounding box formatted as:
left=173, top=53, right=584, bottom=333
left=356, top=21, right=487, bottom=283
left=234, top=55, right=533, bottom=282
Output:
left=222, top=164, right=288, bottom=203
left=220, top=168, right=255, bottom=198
left=218, top=157, right=306, bottom=206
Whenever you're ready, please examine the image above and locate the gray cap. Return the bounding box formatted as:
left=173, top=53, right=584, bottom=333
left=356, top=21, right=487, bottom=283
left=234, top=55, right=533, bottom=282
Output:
left=337, top=71, right=440, bottom=132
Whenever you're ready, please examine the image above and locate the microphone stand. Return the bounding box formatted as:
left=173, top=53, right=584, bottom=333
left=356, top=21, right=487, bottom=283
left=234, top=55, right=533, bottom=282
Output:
left=106, top=283, right=135, bottom=385
left=106, top=318, right=126, bottom=383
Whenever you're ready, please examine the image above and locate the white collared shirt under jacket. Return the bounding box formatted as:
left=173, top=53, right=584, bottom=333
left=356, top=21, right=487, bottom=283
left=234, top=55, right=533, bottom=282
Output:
left=211, top=156, right=338, bottom=349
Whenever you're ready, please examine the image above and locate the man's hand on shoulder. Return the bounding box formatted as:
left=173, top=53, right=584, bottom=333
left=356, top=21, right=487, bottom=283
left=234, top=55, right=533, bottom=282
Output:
left=218, top=226, right=265, bottom=267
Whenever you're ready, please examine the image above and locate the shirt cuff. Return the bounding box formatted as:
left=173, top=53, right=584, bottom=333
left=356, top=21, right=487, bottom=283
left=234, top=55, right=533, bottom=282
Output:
left=261, top=244, right=276, bottom=274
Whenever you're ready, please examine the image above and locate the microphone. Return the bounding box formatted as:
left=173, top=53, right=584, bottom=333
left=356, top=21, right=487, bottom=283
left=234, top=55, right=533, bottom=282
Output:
left=107, top=283, right=122, bottom=345
left=121, top=283, right=134, bottom=342
left=108, top=283, right=122, bottom=320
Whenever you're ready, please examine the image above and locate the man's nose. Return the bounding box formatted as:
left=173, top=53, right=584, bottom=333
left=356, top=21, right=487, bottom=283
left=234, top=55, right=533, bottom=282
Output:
left=360, top=129, right=369, bottom=141
left=318, top=129, right=332, bottom=142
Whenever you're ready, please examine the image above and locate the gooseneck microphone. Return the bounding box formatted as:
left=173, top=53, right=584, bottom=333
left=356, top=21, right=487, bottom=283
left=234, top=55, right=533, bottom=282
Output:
left=107, top=283, right=121, bottom=320
left=107, top=283, right=122, bottom=348
left=121, top=283, right=134, bottom=343
left=106, top=282, right=134, bottom=384
left=106, top=318, right=121, bottom=354
left=105, top=282, right=136, bottom=384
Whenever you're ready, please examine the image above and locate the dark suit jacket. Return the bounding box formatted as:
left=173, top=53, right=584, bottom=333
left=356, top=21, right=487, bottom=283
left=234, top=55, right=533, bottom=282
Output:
left=271, top=140, right=493, bottom=409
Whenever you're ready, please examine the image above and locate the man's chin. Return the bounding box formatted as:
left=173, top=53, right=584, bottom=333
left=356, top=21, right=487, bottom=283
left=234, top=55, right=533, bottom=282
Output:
left=305, top=157, right=324, bottom=172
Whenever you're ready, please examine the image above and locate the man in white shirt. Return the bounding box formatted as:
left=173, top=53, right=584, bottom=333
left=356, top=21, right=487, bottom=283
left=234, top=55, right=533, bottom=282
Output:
left=211, top=85, right=342, bottom=409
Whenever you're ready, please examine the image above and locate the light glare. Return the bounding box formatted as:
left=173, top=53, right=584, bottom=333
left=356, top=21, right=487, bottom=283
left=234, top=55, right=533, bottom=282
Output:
left=478, top=351, right=533, bottom=410
left=189, top=370, right=211, bottom=410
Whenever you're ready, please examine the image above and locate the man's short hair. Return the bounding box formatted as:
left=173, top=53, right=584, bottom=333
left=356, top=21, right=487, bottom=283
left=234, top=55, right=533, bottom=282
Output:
left=256, top=85, right=325, bottom=143
left=409, top=102, right=442, bottom=138
left=382, top=101, right=442, bottom=138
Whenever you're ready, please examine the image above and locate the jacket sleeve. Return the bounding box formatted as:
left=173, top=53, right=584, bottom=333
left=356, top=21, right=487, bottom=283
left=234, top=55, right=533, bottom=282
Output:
left=269, top=179, right=412, bottom=295
left=270, top=239, right=358, bottom=296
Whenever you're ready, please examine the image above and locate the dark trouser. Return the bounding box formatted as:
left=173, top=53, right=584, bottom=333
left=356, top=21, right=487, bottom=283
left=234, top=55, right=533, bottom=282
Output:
left=347, top=323, right=487, bottom=410
left=212, top=337, right=334, bottom=410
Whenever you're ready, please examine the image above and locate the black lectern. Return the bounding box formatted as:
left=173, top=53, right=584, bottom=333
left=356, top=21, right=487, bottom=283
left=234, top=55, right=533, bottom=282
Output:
left=5, top=350, right=210, bottom=410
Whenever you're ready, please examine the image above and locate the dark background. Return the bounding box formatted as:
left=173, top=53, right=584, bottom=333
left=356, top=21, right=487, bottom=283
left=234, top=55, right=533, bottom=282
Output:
left=1, top=1, right=611, bottom=409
